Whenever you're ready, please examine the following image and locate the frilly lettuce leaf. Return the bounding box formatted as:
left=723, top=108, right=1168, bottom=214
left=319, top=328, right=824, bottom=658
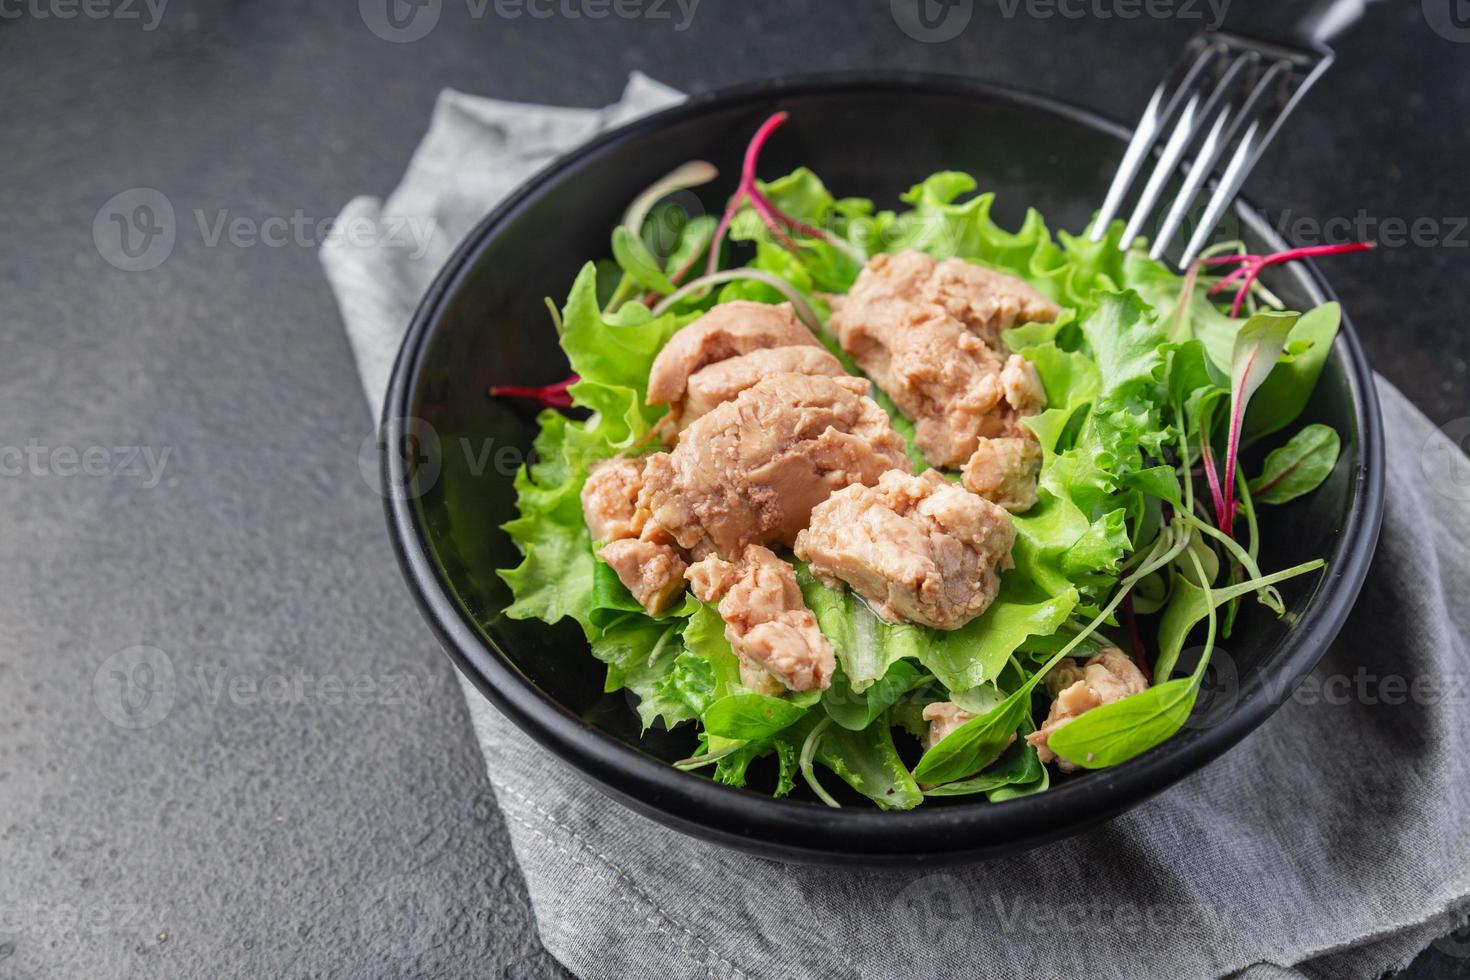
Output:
left=499, top=410, right=598, bottom=630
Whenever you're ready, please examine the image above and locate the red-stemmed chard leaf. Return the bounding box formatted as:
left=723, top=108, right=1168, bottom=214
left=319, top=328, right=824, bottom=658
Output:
left=1220, top=311, right=1300, bottom=531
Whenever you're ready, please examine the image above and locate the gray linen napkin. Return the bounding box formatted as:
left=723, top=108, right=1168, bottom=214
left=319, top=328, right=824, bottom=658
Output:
left=320, top=74, right=1470, bottom=980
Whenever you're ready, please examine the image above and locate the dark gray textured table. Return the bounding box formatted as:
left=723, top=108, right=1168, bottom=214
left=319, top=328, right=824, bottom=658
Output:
left=2, top=2, right=1466, bottom=977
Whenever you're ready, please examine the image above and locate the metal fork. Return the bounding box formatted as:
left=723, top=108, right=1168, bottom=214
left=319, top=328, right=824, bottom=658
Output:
left=1091, top=0, right=1382, bottom=267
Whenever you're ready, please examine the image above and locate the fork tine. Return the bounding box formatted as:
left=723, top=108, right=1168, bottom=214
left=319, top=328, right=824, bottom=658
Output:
left=1148, top=52, right=1256, bottom=261
left=1150, top=103, right=1232, bottom=262
left=1119, top=90, right=1203, bottom=250
left=1177, top=59, right=1297, bottom=266
left=1090, top=38, right=1221, bottom=242
left=1180, top=118, right=1268, bottom=268
left=1126, top=51, right=1256, bottom=255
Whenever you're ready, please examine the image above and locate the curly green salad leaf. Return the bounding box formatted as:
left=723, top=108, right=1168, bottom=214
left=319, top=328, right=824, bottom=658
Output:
left=497, top=165, right=1339, bottom=807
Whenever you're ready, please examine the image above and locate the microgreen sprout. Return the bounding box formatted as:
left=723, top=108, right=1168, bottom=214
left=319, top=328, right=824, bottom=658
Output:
left=1204, top=241, right=1375, bottom=317
left=704, top=111, right=864, bottom=277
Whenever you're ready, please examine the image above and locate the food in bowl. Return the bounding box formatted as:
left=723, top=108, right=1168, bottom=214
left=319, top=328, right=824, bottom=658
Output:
left=493, top=113, right=1360, bottom=809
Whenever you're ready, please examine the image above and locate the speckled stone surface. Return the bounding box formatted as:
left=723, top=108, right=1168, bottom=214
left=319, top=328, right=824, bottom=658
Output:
left=1, top=2, right=1466, bottom=977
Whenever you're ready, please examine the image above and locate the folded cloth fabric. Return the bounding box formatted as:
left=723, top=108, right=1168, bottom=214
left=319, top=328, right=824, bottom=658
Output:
left=320, top=73, right=1470, bottom=980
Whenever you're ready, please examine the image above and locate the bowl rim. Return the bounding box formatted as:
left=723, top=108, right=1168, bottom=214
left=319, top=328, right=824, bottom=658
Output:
left=381, top=71, right=1385, bottom=862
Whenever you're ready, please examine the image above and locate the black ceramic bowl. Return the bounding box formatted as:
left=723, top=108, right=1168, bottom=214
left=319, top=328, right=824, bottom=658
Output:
left=382, top=74, right=1383, bottom=865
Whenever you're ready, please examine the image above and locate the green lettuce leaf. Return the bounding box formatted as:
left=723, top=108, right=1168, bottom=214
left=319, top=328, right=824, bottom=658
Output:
left=499, top=411, right=598, bottom=630
left=813, top=715, right=924, bottom=810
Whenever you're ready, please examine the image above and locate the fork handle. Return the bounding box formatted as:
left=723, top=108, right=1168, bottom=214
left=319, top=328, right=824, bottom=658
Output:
left=1296, top=0, right=1384, bottom=47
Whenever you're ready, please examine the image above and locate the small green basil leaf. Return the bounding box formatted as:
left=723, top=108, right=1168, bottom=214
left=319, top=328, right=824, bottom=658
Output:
left=702, top=693, right=808, bottom=741
left=923, top=720, right=1043, bottom=797
left=1155, top=559, right=1325, bottom=680
left=1046, top=677, right=1198, bottom=769
left=661, top=213, right=716, bottom=278
left=985, top=763, right=1050, bottom=802
left=912, top=692, right=1029, bottom=785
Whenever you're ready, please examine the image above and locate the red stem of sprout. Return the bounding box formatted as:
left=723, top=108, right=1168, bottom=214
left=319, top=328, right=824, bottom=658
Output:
left=1205, top=241, right=1375, bottom=317
left=489, top=374, right=578, bottom=410
left=1188, top=240, right=1374, bottom=537
left=704, top=112, right=823, bottom=276
left=1199, top=434, right=1228, bottom=527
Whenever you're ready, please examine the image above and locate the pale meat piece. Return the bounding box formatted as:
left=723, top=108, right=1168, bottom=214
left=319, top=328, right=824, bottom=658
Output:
left=794, top=469, right=1016, bottom=631
left=1001, top=354, right=1047, bottom=415
left=581, top=458, right=688, bottom=615
left=645, top=301, right=819, bottom=407
left=922, top=701, right=975, bottom=750
left=830, top=250, right=1057, bottom=468
left=1027, top=648, right=1149, bottom=772
left=580, top=457, right=649, bottom=543
left=597, top=538, right=688, bottom=617
left=640, top=373, right=911, bottom=558
left=961, top=437, right=1043, bottom=513
left=666, top=344, right=848, bottom=438
left=686, top=545, right=836, bottom=693
left=924, top=251, right=1064, bottom=348
left=1043, top=659, right=1086, bottom=697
